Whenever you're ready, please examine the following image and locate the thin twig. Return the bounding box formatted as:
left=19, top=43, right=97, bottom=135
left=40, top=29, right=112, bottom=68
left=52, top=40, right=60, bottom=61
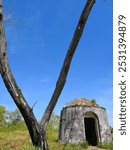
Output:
left=31, top=100, right=38, bottom=110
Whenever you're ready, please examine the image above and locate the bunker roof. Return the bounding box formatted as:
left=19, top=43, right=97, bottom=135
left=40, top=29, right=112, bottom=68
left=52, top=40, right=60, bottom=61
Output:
left=63, top=98, right=102, bottom=108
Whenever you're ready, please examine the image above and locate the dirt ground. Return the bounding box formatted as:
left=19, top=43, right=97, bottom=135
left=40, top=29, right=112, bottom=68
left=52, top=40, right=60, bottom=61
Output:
left=87, top=146, right=108, bottom=150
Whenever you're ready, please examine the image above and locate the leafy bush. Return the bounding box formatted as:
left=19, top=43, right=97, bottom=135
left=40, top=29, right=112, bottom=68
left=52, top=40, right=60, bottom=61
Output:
left=91, top=99, right=96, bottom=105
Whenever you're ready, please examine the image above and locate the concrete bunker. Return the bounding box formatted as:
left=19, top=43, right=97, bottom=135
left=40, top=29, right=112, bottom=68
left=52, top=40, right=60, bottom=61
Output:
left=59, top=98, right=112, bottom=145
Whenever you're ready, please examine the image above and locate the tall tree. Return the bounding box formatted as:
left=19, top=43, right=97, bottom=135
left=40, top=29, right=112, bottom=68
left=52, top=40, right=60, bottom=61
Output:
left=0, top=0, right=95, bottom=149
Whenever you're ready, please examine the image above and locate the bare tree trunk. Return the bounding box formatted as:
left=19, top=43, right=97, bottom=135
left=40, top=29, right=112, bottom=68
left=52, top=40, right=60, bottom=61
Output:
left=40, top=0, right=95, bottom=131
left=0, top=1, right=48, bottom=149
left=0, top=0, right=95, bottom=150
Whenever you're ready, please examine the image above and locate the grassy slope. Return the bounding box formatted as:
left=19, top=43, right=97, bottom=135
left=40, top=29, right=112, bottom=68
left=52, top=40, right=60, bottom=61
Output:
left=0, top=130, right=30, bottom=149
left=0, top=125, right=86, bottom=150
left=0, top=125, right=112, bottom=150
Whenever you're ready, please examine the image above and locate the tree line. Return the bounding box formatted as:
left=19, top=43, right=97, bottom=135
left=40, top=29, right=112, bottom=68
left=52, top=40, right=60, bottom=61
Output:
left=0, top=105, right=59, bottom=131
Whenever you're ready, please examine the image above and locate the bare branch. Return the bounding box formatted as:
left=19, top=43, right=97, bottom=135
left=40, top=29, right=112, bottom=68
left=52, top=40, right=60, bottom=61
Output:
left=41, top=0, right=95, bottom=130
left=31, top=100, right=38, bottom=110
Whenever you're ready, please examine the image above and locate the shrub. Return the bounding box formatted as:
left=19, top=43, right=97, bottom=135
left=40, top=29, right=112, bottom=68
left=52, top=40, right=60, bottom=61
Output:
left=91, top=99, right=96, bottom=105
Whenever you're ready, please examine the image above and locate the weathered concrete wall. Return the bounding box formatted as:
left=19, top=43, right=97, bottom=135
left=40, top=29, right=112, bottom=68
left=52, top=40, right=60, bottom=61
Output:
left=59, top=106, right=112, bottom=144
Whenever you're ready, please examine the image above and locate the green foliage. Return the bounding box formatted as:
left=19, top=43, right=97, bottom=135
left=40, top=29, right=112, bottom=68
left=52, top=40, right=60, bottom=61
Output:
left=0, top=106, right=25, bottom=132
left=98, top=142, right=113, bottom=150
left=0, top=105, right=6, bottom=125
left=91, top=99, right=96, bottom=105
left=49, top=112, right=60, bottom=129
left=6, top=109, right=23, bottom=125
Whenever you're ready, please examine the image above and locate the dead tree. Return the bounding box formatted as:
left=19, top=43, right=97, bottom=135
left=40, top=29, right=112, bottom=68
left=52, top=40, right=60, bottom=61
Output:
left=0, top=0, right=95, bottom=150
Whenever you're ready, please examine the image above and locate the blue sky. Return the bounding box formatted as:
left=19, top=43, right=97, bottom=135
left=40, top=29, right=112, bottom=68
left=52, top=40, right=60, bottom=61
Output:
left=0, top=0, right=113, bottom=126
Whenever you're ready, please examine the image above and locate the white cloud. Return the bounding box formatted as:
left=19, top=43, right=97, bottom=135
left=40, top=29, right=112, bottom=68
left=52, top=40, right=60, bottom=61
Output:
left=40, top=78, right=49, bottom=84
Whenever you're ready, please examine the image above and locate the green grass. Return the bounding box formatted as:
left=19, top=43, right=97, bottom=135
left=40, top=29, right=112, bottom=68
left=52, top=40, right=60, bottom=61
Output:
left=0, top=123, right=112, bottom=150
left=0, top=146, right=40, bottom=150
left=98, top=142, right=113, bottom=150
left=0, top=130, right=31, bottom=150
left=0, top=128, right=88, bottom=150
left=20, top=146, right=41, bottom=150
left=79, top=141, right=89, bottom=149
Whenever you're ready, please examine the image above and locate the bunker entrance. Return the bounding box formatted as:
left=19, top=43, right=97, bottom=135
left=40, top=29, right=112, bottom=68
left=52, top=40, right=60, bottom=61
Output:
left=84, top=117, right=98, bottom=146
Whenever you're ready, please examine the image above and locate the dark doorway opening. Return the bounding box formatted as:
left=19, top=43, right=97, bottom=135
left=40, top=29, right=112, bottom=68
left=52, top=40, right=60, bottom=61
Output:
left=84, top=117, right=97, bottom=146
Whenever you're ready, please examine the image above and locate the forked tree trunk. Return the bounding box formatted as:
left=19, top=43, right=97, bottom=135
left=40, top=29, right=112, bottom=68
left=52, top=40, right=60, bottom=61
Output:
left=0, top=0, right=95, bottom=150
